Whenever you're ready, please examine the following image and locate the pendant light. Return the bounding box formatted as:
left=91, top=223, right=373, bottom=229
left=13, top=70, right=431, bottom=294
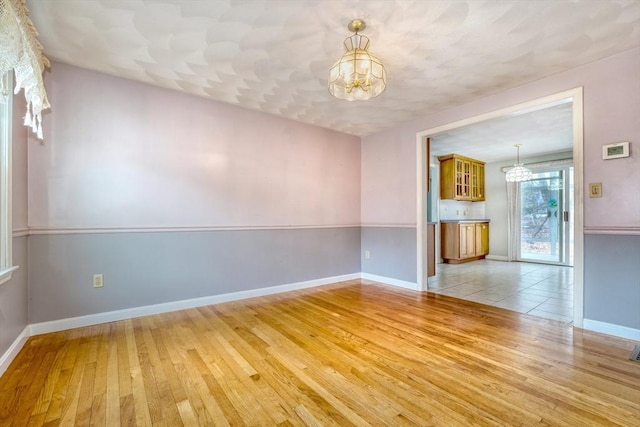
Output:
left=505, top=144, right=533, bottom=182
left=328, top=19, right=386, bottom=101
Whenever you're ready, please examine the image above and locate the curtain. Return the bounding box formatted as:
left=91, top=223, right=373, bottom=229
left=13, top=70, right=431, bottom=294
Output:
left=0, top=0, right=50, bottom=139
left=506, top=181, right=520, bottom=261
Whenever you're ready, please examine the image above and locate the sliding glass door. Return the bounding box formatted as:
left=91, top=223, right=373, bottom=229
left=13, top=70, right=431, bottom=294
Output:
left=519, top=167, right=573, bottom=265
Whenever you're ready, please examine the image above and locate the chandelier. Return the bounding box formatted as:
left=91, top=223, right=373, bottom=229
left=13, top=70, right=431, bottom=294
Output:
left=505, top=144, right=533, bottom=182
left=328, top=19, right=386, bottom=101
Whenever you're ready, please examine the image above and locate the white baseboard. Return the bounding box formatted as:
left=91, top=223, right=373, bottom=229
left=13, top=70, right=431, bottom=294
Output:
left=582, top=319, right=640, bottom=341
left=4, top=272, right=416, bottom=374
left=10, top=275, right=636, bottom=379
left=0, top=326, right=30, bottom=378
left=486, top=255, right=509, bottom=261
left=361, top=273, right=419, bottom=291
left=29, top=273, right=361, bottom=336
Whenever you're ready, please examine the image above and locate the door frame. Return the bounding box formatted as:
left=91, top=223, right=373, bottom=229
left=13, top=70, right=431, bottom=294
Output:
left=517, top=166, right=574, bottom=266
left=415, top=87, right=584, bottom=327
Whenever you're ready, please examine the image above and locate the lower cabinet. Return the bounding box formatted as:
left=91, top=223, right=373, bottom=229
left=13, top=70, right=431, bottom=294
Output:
left=458, top=223, right=476, bottom=259
left=441, top=221, right=489, bottom=264
left=475, top=222, right=489, bottom=256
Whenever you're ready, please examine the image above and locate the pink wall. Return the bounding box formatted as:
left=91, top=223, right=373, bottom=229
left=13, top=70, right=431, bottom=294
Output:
left=26, top=49, right=640, bottom=230
left=362, top=48, right=640, bottom=230
left=29, top=62, right=361, bottom=229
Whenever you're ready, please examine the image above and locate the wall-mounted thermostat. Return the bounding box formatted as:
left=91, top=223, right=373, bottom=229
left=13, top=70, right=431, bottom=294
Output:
left=602, top=141, right=630, bottom=160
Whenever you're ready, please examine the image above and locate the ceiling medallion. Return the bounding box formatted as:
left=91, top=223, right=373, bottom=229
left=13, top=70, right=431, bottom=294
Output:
left=328, top=19, right=386, bottom=101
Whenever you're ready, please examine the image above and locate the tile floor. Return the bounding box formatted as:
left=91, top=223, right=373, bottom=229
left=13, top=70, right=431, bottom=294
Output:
left=428, top=259, right=574, bottom=323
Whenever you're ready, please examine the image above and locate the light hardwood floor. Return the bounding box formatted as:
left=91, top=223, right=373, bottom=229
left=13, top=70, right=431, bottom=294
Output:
left=1, top=280, right=638, bottom=426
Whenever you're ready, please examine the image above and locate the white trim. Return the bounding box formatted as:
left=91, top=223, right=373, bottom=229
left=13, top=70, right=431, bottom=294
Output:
left=21, top=223, right=639, bottom=237
left=26, top=224, right=361, bottom=235
left=0, top=326, right=29, bottom=378
left=0, top=73, right=13, bottom=276
left=485, top=255, right=509, bottom=262
left=416, top=136, right=427, bottom=291
left=360, top=223, right=417, bottom=228
left=572, top=88, right=585, bottom=328
left=582, top=319, right=640, bottom=341
left=3, top=277, right=636, bottom=379
left=361, top=273, right=419, bottom=291
left=417, top=92, right=575, bottom=138
left=29, top=273, right=361, bottom=336
left=415, top=87, right=585, bottom=327
left=0, top=265, right=19, bottom=286
left=12, top=228, right=28, bottom=237
left=584, top=227, right=640, bottom=236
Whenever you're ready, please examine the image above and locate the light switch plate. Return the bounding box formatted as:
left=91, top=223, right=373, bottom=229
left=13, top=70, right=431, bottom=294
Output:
left=589, top=182, right=602, bottom=198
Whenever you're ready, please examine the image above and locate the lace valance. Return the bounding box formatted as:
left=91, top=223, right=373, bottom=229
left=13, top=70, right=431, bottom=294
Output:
left=0, top=0, right=50, bottom=139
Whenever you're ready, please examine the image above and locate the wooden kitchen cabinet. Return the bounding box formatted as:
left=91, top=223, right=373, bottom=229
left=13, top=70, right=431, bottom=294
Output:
left=475, top=222, right=489, bottom=256
left=438, top=154, right=485, bottom=201
left=471, top=161, right=485, bottom=201
left=441, top=221, right=490, bottom=264
left=459, top=223, right=476, bottom=258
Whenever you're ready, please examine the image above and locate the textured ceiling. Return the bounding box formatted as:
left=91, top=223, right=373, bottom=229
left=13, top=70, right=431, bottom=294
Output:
left=431, top=101, right=574, bottom=164
left=27, top=0, right=640, bottom=136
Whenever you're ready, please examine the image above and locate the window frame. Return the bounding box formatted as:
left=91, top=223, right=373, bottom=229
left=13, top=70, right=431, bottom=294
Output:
left=0, top=72, right=17, bottom=286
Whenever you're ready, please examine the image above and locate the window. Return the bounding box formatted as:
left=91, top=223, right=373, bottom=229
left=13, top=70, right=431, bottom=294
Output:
left=0, top=72, right=16, bottom=286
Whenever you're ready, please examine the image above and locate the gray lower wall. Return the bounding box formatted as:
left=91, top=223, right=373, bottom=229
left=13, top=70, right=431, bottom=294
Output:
left=18, top=228, right=640, bottom=333
left=0, top=236, right=28, bottom=356
left=584, top=233, right=640, bottom=329
left=28, top=227, right=361, bottom=323
left=361, top=226, right=417, bottom=283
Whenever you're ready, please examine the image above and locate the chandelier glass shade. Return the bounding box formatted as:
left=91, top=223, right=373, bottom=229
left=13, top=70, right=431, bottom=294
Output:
left=328, top=19, right=386, bottom=101
left=505, top=144, right=533, bottom=182
left=505, top=165, right=533, bottom=182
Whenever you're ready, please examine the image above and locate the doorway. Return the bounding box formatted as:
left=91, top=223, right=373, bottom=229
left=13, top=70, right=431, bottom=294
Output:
left=518, top=166, right=574, bottom=266
left=416, top=88, right=584, bottom=326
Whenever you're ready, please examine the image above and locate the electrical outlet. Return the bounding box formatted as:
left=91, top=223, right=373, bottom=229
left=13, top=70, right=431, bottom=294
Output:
left=93, top=274, right=104, bottom=288
left=364, top=251, right=370, bottom=259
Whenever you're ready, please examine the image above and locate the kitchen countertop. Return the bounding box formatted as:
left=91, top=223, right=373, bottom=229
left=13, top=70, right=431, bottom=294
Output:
left=439, top=219, right=490, bottom=223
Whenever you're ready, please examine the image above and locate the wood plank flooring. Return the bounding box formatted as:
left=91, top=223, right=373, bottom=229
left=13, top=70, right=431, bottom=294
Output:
left=1, top=279, right=638, bottom=426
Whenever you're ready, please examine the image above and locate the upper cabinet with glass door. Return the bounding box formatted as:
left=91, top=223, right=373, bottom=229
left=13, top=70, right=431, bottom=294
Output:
left=438, top=154, right=486, bottom=201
